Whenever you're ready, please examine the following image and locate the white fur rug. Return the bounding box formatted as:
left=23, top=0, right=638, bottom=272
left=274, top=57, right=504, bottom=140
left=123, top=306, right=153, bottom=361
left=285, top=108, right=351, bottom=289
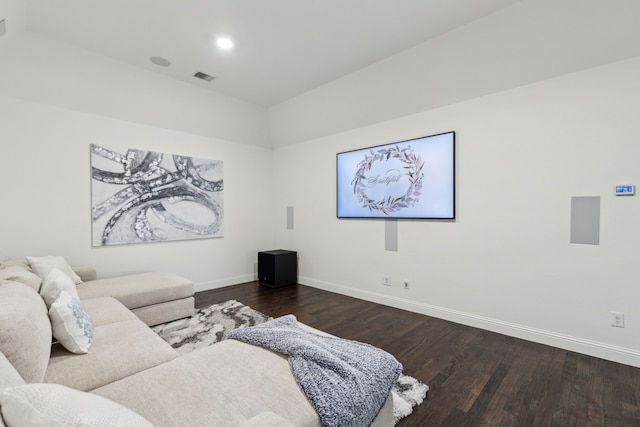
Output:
left=152, top=299, right=428, bottom=423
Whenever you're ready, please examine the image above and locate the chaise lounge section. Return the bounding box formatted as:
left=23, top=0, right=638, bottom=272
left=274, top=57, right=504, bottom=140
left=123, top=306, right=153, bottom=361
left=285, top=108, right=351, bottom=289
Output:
left=75, top=269, right=195, bottom=326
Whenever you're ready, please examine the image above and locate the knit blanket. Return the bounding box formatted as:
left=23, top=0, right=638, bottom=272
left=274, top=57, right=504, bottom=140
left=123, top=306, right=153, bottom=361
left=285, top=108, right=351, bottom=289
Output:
left=227, top=315, right=402, bottom=427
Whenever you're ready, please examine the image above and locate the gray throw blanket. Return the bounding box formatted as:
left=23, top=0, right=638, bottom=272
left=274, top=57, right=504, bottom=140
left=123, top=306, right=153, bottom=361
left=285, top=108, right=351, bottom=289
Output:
left=227, top=315, right=402, bottom=427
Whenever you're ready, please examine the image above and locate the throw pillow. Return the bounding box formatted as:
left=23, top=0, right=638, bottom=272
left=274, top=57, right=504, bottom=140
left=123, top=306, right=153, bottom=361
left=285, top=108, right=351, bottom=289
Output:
left=0, top=258, right=34, bottom=272
left=0, top=383, right=155, bottom=427
left=39, top=268, right=80, bottom=309
left=27, top=255, right=82, bottom=284
left=0, top=281, right=52, bottom=383
left=0, top=266, right=42, bottom=292
left=49, top=290, right=94, bottom=354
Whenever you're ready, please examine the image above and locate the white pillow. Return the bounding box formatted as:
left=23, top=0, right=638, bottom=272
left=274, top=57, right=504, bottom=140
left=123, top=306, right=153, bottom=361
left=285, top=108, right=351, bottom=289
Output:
left=39, top=268, right=80, bottom=309
left=0, top=383, right=155, bottom=427
left=27, top=255, right=82, bottom=284
left=49, top=290, right=94, bottom=354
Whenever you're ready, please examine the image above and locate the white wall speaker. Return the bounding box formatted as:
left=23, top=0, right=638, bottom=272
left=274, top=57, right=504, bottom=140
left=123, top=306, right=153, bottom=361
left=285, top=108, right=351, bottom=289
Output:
left=385, top=219, right=398, bottom=251
left=570, top=196, right=600, bottom=245
left=286, top=206, right=294, bottom=229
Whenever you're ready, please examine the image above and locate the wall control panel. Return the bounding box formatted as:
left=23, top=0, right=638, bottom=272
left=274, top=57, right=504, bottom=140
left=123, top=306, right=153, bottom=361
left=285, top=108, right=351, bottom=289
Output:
left=615, top=185, right=635, bottom=196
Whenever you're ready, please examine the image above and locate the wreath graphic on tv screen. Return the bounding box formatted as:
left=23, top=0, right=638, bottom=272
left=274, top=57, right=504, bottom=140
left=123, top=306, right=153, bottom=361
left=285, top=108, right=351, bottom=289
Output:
left=350, top=145, right=424, bottom=215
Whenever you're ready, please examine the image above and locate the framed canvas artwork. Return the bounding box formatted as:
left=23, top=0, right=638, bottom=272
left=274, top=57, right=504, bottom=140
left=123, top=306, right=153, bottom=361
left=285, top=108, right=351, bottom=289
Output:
left=90, top=144, right=223, bottom=246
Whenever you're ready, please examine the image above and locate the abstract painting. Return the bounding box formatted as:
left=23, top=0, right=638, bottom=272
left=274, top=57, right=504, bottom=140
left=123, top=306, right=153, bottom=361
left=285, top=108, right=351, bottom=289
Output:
left=90, top=144, right=223, bottom=246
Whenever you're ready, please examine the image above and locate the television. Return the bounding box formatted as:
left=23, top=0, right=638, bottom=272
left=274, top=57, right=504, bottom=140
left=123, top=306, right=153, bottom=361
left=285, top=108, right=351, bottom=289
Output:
left=336, top=131, right=455, bottom=219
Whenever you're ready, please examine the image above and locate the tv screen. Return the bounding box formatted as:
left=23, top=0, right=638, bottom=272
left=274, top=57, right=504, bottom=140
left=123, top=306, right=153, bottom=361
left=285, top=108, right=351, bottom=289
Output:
left=337, top=131, right=455, bottom=219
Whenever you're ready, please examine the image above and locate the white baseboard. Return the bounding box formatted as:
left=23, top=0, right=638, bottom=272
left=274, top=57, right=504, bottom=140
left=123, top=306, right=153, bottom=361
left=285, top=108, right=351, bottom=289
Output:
left=194, top=274, right=255, bottom=292
left=300, top=276, right=640, bottom=368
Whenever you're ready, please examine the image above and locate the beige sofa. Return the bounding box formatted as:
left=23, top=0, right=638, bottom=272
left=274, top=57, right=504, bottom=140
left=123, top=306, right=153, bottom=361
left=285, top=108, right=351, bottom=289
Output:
left=0, top=258, right=394, bottom=426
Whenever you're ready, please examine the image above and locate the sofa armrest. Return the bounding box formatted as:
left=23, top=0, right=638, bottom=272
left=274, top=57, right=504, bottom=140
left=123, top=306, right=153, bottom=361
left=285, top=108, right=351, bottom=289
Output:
left=239, top=412, right=295, bottom=427
left=72, top=266, right=97, bottom=282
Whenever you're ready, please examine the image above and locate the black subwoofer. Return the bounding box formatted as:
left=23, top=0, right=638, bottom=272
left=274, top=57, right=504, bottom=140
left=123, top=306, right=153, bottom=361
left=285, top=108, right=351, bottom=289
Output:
left=258, top=250, right=297, bottom=288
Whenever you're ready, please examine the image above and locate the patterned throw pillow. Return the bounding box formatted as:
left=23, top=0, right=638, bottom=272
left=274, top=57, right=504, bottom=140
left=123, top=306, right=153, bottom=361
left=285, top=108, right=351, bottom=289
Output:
left=0, top=383, right=155, bottom=427
left=49, top=290, right=94, bottom=354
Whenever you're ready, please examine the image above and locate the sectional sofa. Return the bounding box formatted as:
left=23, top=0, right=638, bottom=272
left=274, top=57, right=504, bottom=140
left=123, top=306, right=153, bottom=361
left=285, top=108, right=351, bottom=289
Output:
left=0, top=256, right=394, bottom=426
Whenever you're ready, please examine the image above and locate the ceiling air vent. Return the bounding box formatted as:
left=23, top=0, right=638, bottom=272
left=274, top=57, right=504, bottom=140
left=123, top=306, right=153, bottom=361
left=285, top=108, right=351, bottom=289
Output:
left=194, top=71, right=215, bottom=82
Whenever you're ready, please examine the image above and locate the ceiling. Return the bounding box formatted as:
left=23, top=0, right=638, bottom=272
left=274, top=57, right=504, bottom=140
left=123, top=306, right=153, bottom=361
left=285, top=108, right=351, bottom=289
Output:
left=21, top=0, right=524, bottom=107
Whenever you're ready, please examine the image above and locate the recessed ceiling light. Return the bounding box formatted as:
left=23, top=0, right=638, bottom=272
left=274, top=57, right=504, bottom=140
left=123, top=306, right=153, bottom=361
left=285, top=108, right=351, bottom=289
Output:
left=215, top=37, right=234, bottom=51
left=149, top=56, right=171, bottom=67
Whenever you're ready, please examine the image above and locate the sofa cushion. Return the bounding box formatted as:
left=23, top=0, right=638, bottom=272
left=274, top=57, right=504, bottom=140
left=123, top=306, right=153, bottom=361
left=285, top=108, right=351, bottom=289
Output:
left=45, top=318, right=178, bottom=391
left=132, top=297, right=195, bottom=326
left=92, top=330, right=394, bottom=427
left=39, top=268, right=80, bottom=308
left=93, top=339, right=320, bottom=426
left=26, top=255, right=82, bottom=284
left=0, top=267, right=42, bottom=292
left=81, top=297, right=139, bottom=327
left=0, top=383, right=154, bottom=427
left=0, top=281, right=51, bottom=383
left=77, top=271, right=193, bottom=310
left=0, top=353, right=25, bottom=393
left=0, top=353, right=24, bottom=427
left=239, top=412, right=296, bottom=427
left=49, top=291, right=94, bottom=354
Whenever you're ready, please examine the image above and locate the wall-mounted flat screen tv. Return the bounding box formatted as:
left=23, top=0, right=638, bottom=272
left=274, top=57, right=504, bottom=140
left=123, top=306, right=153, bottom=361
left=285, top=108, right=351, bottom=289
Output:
left=337, top=131, right=455, bottom=219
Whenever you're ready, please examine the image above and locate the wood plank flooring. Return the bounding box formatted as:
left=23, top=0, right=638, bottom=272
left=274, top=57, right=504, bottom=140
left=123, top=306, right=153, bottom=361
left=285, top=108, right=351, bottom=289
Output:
left=196, top=282, right=640, bottom=427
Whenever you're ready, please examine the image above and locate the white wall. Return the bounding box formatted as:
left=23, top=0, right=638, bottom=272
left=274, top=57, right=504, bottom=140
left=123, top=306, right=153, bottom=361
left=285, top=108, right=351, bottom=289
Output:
left=0, top=95, right=275, bottom=289
left=273, top=56, right=640, bottom=367
left=0, top=30, right=275, bottom=289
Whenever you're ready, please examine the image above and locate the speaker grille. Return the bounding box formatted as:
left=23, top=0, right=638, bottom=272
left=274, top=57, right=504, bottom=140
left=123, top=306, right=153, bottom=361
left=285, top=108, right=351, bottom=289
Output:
left=194, top=71, right=214, bottom=82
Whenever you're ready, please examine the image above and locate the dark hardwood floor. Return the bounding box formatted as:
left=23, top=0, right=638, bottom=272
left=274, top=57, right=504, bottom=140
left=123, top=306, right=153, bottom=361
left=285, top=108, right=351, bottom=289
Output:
left=196, top=282, right=640, bottom=427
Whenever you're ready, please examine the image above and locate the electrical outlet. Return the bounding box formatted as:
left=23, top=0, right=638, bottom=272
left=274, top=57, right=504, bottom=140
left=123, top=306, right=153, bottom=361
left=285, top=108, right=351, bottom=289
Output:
left=611, top=311, right=625, bottom=328
left=383, top=276, right=391, bottom=286
left=404, top=280, right=409, bottom=289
